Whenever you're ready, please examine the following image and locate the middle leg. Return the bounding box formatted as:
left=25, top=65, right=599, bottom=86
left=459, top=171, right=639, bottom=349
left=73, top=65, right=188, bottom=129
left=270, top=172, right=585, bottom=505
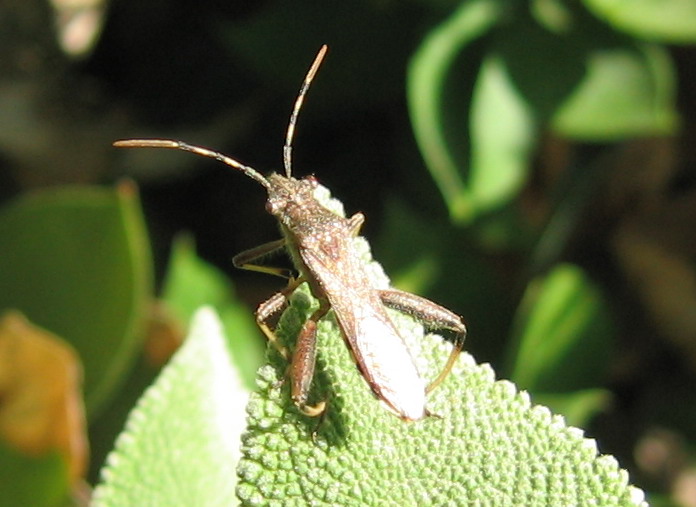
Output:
left=379, top=289, right=467, bottom=394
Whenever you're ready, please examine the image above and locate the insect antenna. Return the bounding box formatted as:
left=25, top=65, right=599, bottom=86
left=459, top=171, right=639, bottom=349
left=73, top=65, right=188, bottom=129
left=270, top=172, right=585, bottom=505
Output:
left=283, top=44, right=328, bottom=178
left=113, top=139, right=270, bottom=189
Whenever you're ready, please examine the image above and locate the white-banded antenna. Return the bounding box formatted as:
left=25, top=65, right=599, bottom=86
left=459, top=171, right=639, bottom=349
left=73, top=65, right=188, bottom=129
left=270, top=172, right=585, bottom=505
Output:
left=283, top=45, right=328, bottom=177
left=113, top=139, right=270, bottom=189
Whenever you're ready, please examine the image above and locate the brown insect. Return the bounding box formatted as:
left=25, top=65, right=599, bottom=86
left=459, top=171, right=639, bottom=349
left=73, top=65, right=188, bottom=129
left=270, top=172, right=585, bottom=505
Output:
left=115, top=45, right=466, bottom=421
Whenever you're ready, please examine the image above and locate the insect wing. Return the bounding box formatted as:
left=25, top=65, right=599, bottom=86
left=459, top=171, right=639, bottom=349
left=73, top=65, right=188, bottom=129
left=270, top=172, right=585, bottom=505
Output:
left=302, top=245, right=427, bottom=420
left=347, top=300, right=427, bottom=420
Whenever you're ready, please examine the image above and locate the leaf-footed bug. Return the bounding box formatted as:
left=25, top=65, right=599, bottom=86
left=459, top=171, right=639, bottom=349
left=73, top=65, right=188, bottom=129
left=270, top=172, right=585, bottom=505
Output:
left=115, top=45, right=467, bottom=421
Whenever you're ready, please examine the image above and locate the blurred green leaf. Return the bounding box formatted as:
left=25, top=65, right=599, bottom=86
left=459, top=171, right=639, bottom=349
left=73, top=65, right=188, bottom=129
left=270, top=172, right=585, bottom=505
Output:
left=505, top=264, right=614, bottom=393
left=161, top=235, right=264, bottom=390
left=92, top=308, right=248, bottom=507
left=468, top=54, right=536, bottom=215
left=410, top=2, right=680, bottom=226
left=552, top=42, right=678, bottom=139
left=408, top=0, right=503, bottom=222
left=0, top=183, right=152, bottom=416
left=535, top=389, right=612, bottom=428
left=0, top=443, right=68, bottom=507
left=495, top=11, right=587, bottom=118
left=584, top=0, right=696, bottom=43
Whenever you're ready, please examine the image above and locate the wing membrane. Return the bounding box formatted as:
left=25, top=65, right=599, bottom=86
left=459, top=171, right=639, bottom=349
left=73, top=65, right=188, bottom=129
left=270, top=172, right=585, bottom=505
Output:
left=302, top=245, right=426, bottom=420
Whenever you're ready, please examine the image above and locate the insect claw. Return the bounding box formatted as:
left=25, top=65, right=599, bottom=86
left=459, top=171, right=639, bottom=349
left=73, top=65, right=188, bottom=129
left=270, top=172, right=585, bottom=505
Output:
left=310, top=400, right=330, bottom=442
left=299, top=400, right=327, bottom=418
left=424, top=408, right=443, bottom=419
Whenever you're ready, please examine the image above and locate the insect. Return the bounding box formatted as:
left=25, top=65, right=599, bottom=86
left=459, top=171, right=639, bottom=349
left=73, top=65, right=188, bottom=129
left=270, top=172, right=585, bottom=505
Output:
left=115, top=45, right=467, bottom=421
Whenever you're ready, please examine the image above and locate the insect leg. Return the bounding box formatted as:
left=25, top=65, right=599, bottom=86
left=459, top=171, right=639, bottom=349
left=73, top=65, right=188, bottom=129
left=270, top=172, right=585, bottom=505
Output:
left=291, top=300, right=330, bottom=417
left=233, top=238, right=292, bottom=278
left=256, top=276, right=306, bottom=359
left=347, top=212, right=365, bottom=237
left=378, top=289, right=467, bottom=394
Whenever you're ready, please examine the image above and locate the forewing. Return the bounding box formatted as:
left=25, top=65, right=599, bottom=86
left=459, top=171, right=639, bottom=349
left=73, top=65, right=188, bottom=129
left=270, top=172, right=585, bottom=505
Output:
left=301, top=244, right=426, bottom=420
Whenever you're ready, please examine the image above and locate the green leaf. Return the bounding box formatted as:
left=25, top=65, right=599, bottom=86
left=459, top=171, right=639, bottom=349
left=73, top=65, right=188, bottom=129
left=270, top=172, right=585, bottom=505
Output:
left=408, top=0, right=505, bottom=222
left=468, top=54, right=536, bottom=215
left=505, top=264, right=614, bottom=393
left=92, top=308, right=248, bottom=506
left=535, top=389, right=612, bottom=428
left=0, top=443, right=68, bottom=507
left=495, top=11, right=588, bottom=118
left=237, top=190, right=643, bottom=505
left=239, top=297, right=643, bottom=505
left=161, top=235, right=265, bottom=390
left=551, top=42, right=678, bottom=139
left=584, top=0, right=696, bottom=43
left=0, top=183, right=152, bottom=416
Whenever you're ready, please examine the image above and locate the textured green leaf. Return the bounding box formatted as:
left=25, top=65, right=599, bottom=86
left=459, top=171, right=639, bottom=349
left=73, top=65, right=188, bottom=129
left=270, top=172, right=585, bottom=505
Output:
left=408, top=0, right=503, bottom=222
left=237, top=189, right=644, bottom=506
left=92, top=308, right=248, bottom=507
left=0, top=183, right=152, bottom=416
left=505, top=264, right=614, bottom=393
left=162, top=236, right=264, bottom=390
left=551, top=42, right=678, bottom=139
left=584, top=0, right=696, bottom=43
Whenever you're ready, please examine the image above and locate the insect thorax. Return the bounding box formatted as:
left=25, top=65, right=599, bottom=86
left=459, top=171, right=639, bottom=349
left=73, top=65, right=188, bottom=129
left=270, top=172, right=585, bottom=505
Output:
left=266, top=174, right=347, bottom=238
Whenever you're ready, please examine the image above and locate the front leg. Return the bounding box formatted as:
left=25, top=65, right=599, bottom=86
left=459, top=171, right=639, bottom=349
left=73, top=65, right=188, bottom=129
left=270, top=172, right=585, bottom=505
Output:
left=255, top=276, right=306, bottom=358
left=233, top=238, right=292, bottom=278
left=257, top=279, right=328, bottom=419
left=290, top=300, right=330, bottom=418
left=347, top=212, right=365, bottom=237
left=379, top=289, right=467, bottom=394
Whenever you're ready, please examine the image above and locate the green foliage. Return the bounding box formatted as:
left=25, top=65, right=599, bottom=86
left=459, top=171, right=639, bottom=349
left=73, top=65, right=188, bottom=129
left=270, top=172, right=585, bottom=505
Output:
left=0, top=444, right=68, bottom=507
left=0, top=184, right=152, bottom=416
left=88, top=187, right=645, bottom=505
left=92, top=308, right=248, bottom=506
left=505, top=264, right=614, bottom=426
left=408, top=0, right=680, bottom=223
left=161, top=236, right=264, bottom=389
left=584, top=0, right=696, bottom=42
left=506, top=264, right=613, bottom=393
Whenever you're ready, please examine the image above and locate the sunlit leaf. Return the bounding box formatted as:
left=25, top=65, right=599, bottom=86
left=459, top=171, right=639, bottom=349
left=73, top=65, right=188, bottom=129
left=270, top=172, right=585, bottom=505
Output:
left=552, top=43, right=677, bottom=139
left=92, top=308, right=248, bottom=506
